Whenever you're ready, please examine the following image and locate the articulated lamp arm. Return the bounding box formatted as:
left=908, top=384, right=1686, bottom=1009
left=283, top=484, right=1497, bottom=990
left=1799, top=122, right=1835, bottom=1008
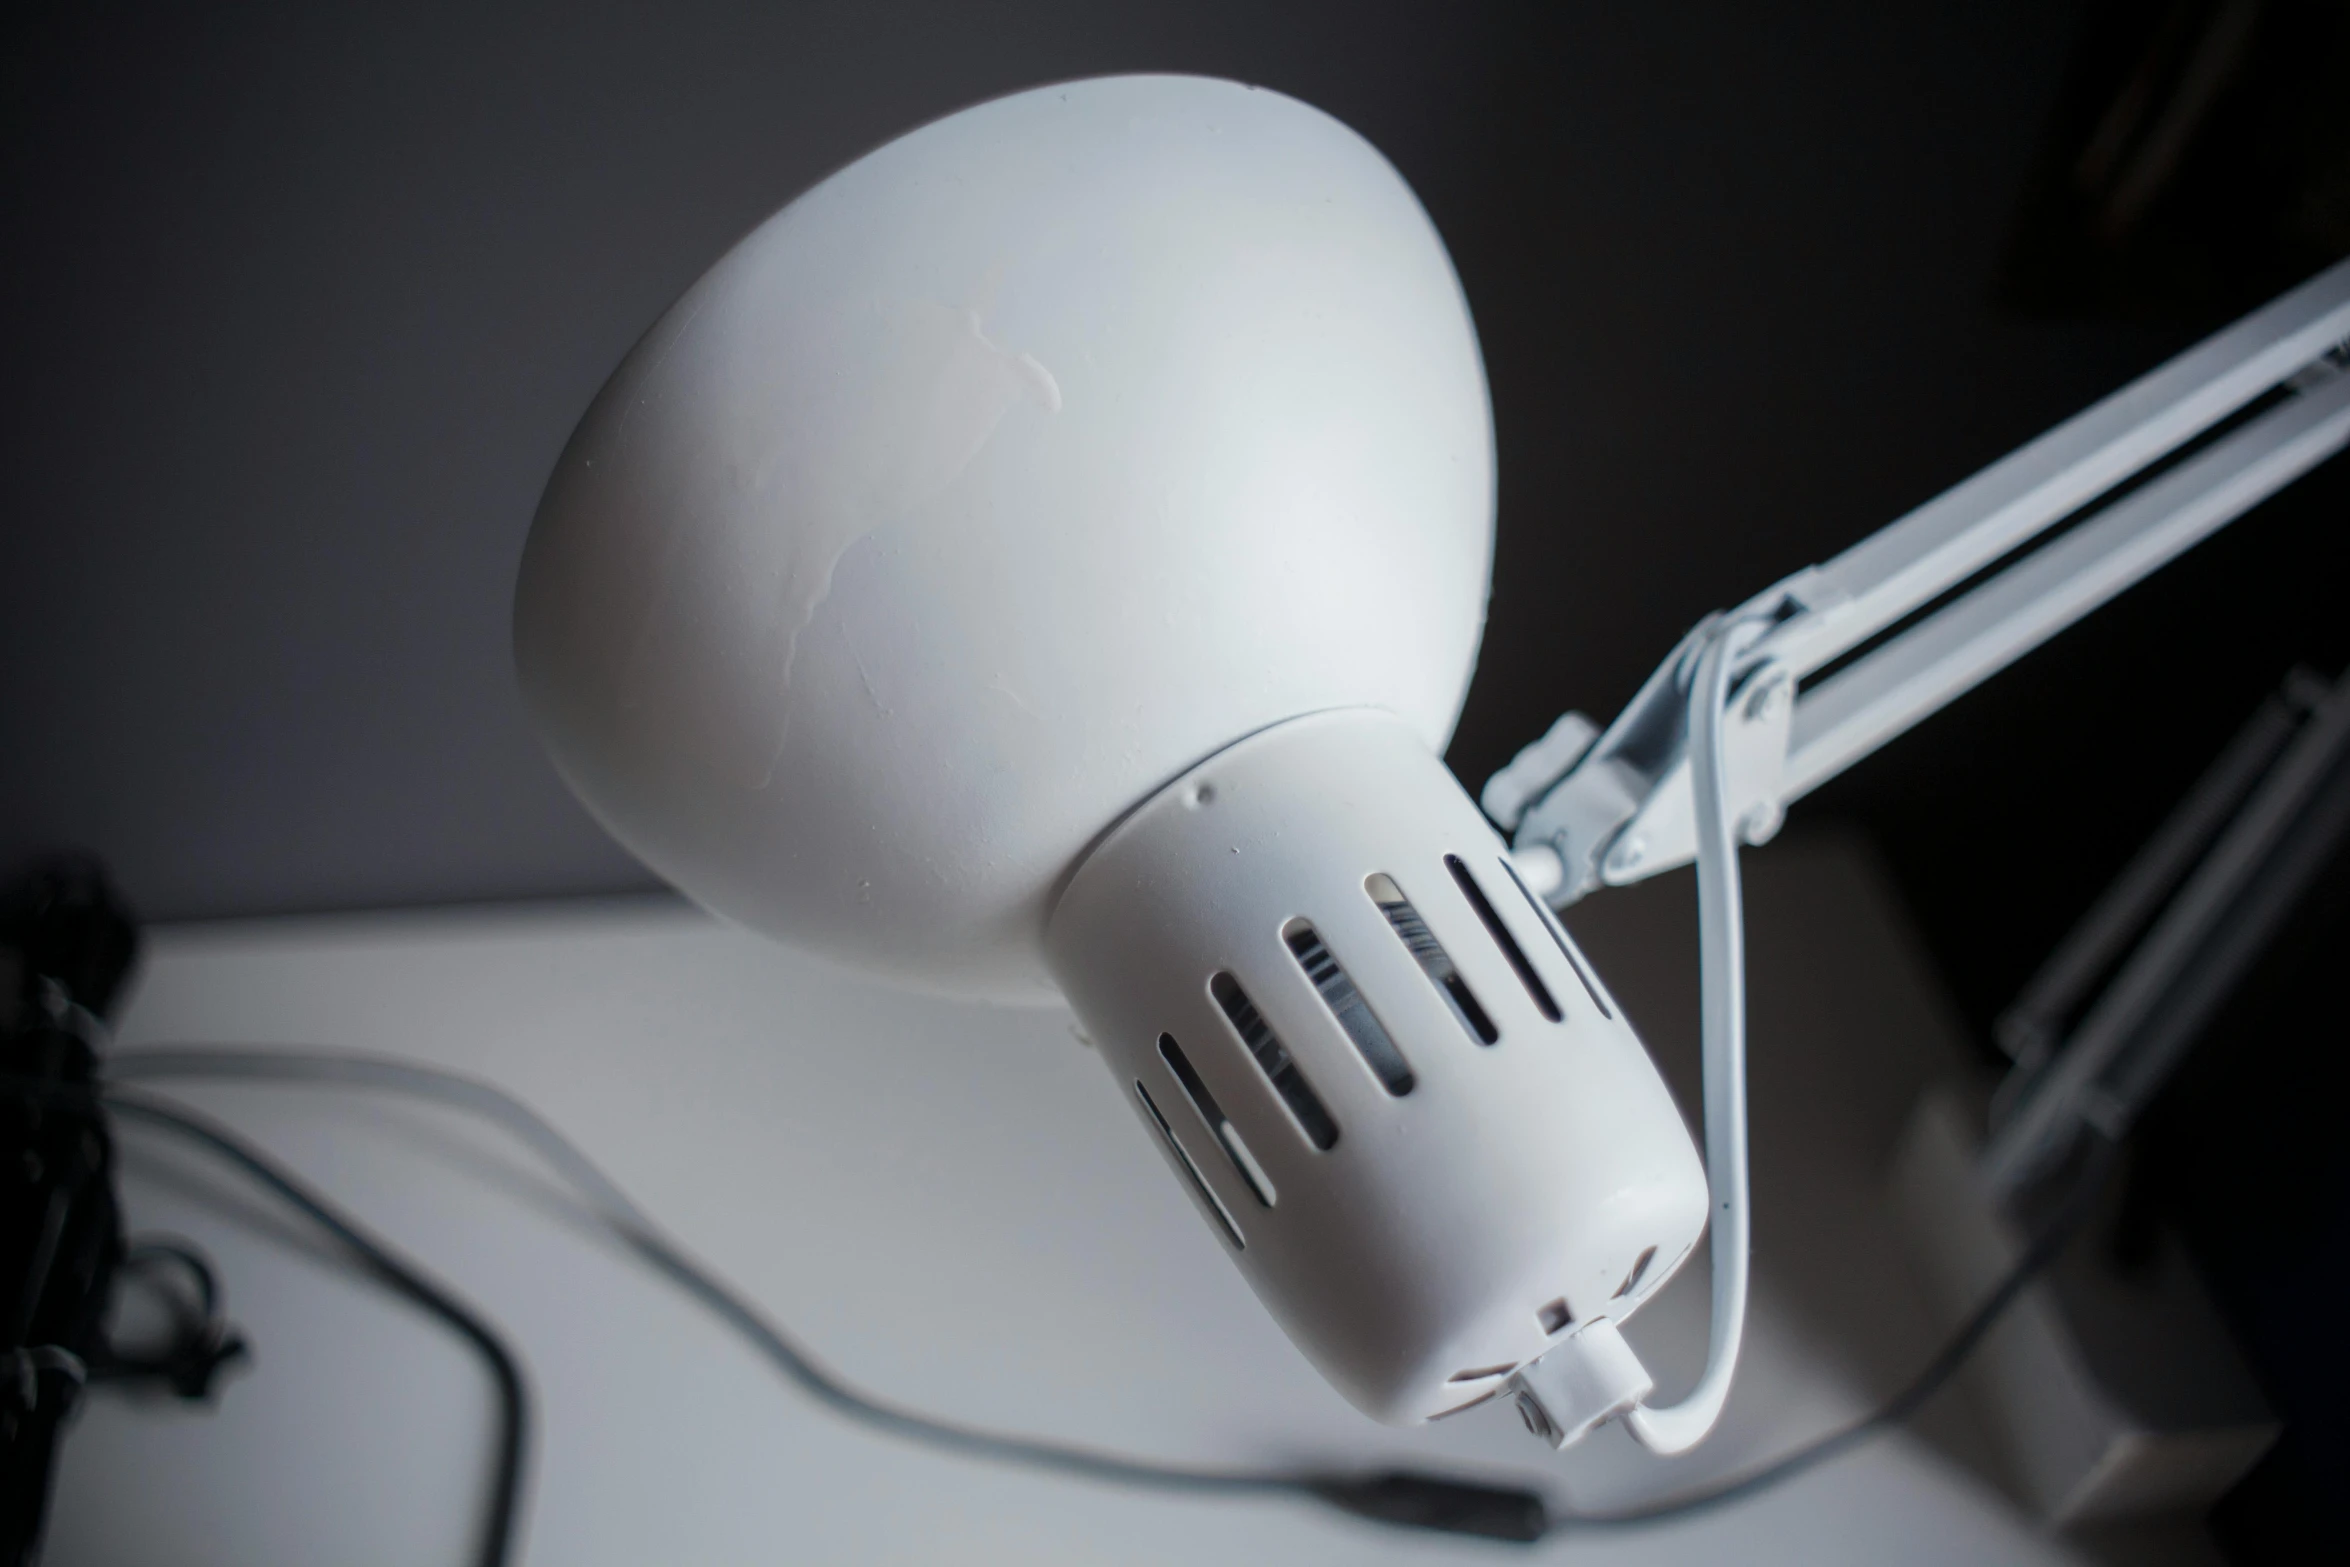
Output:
left=1492, top=255, right=2350, bottom=1457
left=1493, top=256, right=2350, bottom=908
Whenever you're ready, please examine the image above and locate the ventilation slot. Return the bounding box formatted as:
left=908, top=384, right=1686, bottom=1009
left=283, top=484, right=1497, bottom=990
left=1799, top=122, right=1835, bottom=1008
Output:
left=1613, top=1245, right=1659, bottom=1300
left=1447, top=1362, right=1518, bottom=1384
left=1445, top=854, right=1560, bottom=1022
left=1133, top=1081, right=1243, bottom=1249
left=1282, top=921, right=1414, bottom=1095
left=1537, top=1297, right=1574, bottom=1335
left=1431, top=1385, right=1509, bottom=1421
left=1498, top=855, right=1614, bottom=1020
left=1209, top=973, right=1339, bottom=1150
left=1364, top=873, right=1498, bottom=1045
left=1158, top=1034, right=1276, bottom=1207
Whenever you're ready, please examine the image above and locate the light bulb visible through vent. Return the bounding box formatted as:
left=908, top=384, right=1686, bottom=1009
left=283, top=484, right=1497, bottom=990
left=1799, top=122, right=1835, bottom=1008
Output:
left=1210, top=972, right=1339, bottom=1151
left=1283, top=920, right=1414, bottom=1095
left=1366, top=873, right=1499, bottom=1045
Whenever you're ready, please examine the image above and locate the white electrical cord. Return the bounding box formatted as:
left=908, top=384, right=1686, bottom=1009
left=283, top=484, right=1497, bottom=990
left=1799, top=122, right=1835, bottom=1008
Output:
left=1622, top=616, right=1764, bottom=1455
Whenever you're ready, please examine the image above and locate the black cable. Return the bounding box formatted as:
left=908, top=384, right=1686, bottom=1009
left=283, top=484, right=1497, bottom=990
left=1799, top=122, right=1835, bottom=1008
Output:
left=103, top=1047, right=1545, bottom=1541
left=104, top=1045, right=2118, bottom=1543
left=118, top=1237, right=222, bottom=1321
left=1548, top=1132, right=2121, bottom=1529
left=0, top=1074, right=530, bottom=1567
left=96, top=1234, right=248, bottom=1398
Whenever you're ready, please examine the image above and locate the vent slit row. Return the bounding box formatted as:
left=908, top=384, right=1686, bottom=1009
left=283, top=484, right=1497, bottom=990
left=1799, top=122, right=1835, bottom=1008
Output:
left=1209, top=973, right=1340, bottom=1150
left=1364, top=873, right=1499, bottom=1045
left=1281, top=921, right=1414, bottom=1095
left=1497, top=854, right=1615, bottom=1020
left=1133, top=1081, right=1243, bottom=1248
left=1445, top=854, right=1561, bottom=1021
left=1158, top=1033, right=1276, bottom=1206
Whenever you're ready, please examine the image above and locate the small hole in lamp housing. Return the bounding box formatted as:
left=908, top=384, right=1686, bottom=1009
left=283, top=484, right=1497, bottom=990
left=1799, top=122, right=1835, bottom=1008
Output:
left=1537, top=1297, right=1575, bottom=1335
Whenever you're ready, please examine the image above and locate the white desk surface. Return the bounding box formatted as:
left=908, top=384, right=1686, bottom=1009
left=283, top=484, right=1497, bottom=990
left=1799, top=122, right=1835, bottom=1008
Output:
left=46, top=833, right=2214, bottom=1564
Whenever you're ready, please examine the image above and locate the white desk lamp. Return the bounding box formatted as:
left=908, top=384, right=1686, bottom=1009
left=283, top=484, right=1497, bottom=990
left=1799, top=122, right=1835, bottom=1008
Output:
left=515, top=74, right=2350, bottom=1458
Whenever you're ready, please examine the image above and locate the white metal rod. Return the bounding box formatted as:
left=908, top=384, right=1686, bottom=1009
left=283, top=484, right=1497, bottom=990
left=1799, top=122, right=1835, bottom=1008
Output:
left=1772, top=256, right=2350, bottom=678
left=1783, top=367, right=2350, bottom=802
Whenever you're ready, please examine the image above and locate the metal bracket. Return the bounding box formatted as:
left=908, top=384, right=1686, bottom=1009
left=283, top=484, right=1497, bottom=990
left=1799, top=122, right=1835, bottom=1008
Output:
left=1498, top=613, right=1800, bottom=906
left=1490, top=257, right=2350, bottom=910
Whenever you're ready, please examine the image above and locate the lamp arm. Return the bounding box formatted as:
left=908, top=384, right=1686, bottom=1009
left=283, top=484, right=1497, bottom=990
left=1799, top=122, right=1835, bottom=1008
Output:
left=1488, top=255, right=2350, bottom=1459
left=1494, top=255, right=2350, bottom=907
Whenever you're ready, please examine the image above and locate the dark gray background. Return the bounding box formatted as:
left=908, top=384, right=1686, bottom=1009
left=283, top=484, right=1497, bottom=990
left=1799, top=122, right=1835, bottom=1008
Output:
left=7, top=4, right=2350, bottom=1552
left=2, top=0, right=2339, bottom=1020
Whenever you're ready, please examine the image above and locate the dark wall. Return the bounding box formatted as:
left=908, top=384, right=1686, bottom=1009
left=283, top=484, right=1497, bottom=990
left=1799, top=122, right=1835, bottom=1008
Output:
left=4, top=0, right=2344, bottom=1030
left=3, top=0, right=2159, bottom=925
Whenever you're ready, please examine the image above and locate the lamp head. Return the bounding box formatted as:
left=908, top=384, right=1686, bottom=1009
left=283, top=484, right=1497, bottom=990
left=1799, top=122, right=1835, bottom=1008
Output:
left=517, top=74, right=1707, bottom=1430
left=514, top=74, right=1493, bottom=1003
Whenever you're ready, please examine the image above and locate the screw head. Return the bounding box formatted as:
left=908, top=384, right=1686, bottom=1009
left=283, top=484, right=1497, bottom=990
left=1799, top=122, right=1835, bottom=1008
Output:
left=1607, top=833, right=1648, bottom=874
left=1744, top=670, right=1791, bottom=723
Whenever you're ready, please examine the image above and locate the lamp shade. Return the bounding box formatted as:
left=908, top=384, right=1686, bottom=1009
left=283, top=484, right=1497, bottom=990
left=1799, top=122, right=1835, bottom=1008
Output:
left=514, top=74, right=1494, bottom=1002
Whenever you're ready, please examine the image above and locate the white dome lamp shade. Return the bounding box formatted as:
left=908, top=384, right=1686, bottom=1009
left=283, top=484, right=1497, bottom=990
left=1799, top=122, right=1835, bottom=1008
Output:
left=517, top=76, right=1710, bottom=1432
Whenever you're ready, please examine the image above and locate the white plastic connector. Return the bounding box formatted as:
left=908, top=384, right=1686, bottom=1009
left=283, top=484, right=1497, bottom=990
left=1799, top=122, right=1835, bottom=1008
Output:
left=1481, top=712, right=1600, bottom=832
left=1509, top=843, right=1567, bottom=900
left=1507, top=1319, right=1655, bottom=1450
